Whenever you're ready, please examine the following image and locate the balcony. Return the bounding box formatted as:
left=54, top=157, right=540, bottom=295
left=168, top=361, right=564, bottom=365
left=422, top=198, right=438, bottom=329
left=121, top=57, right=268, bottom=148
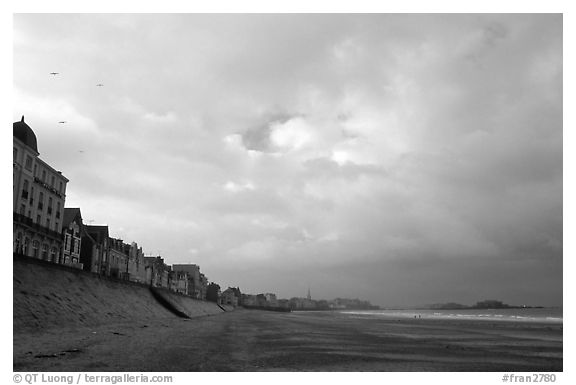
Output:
left=13, top=212, right=33, bottom=227
left=13, top=212, right=62, bottom=241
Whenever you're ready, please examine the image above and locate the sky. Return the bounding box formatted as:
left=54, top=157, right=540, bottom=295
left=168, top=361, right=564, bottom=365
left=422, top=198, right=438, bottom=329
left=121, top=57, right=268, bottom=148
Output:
left=12, top=13, right=563, bottom=307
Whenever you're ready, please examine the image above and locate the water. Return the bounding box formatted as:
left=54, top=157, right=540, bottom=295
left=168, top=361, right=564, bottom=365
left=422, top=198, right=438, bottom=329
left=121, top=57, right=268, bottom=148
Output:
left=340, top=307, right=563, bottom=323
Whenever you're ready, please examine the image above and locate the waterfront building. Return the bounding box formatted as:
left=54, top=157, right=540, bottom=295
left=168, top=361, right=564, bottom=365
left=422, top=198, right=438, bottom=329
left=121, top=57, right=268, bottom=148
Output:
left=144, top=256, right=171, bottom=288
left=221, top=288, right=239, bottom=307
left=199, top=273, right=208, bottom=300
left=169, top=271, right=190, bottom=295
left=81, top=225, right=110, bottom=275
left=277, top=299, right=291, bottom=309
left=172, top=264, right=207, bottom=299
left=241, top=294, right=258, bottom=306
left=128, top=242, right=147, bottom=283
left=60, top=208, right=84, bottom=269
left=264, top=293, right=278, bottom=306
left=13, top=116, right=68, bottom=262
left=289, top=297, right=318, bottom=310
left=108, top=237, right=129, bottom=279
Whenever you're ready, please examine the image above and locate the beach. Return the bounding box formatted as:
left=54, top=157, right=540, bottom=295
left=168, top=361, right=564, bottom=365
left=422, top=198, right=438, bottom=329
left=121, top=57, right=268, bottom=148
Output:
left=13, top=309, right=562, bottom=372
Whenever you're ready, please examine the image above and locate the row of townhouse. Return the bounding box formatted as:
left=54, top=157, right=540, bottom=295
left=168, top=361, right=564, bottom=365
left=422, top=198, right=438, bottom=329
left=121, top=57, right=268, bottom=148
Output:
left=13, top=116, right=210, bottom=299
left=240, top=292, right=289, bottom=309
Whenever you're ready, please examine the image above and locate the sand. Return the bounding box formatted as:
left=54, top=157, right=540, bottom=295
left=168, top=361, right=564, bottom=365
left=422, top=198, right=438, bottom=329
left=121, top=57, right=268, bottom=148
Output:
left=13, top=309, right=562, bottom=372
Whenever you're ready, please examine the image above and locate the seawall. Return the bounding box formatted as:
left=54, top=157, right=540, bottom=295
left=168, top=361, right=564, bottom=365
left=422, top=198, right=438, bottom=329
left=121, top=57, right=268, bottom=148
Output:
left=13, top=256, right=224, bottom=333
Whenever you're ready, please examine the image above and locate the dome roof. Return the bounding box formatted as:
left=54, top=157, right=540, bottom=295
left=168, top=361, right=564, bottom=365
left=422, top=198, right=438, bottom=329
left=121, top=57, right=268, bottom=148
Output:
left=13, top=116, right=38, bottom=153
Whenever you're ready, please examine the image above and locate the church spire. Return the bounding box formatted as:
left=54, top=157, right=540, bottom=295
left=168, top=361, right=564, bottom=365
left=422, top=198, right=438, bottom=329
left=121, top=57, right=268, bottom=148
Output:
left=307, top=286, right=311, bottom=300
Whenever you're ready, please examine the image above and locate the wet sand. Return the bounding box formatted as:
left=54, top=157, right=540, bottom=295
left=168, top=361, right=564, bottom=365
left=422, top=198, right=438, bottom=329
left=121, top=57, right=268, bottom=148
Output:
left=13, top=309, right=562, bottom=372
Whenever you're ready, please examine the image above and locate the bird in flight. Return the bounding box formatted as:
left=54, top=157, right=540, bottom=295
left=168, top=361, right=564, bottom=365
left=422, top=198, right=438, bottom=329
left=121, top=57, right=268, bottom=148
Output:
left=58, top=121, right=67, bottom=124
left=96, top=83, right=104, bottom=87
left=50, top=72, right=59, bottom=76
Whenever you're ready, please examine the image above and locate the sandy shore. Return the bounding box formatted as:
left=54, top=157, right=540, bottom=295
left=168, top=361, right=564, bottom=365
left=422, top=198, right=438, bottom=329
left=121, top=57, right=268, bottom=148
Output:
left=13, top=309, right=562, bottom=372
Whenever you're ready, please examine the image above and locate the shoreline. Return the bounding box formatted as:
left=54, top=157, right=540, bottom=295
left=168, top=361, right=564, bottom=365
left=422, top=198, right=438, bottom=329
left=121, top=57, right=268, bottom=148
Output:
left=336, top=309, right=563, bottom=324
left=14, top=308, right=562, bottom=372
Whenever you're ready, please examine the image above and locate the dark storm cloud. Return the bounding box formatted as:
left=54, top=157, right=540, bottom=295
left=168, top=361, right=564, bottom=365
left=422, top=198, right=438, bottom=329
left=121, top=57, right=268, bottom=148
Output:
left=240, top=112, right=295, bottom=152
left=13, top=13, right=562, bottom=306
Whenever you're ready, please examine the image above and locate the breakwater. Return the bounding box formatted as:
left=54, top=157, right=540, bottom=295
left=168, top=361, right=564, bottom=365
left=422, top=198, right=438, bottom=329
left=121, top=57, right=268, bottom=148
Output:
left=13, top=256, right=224, bottom=333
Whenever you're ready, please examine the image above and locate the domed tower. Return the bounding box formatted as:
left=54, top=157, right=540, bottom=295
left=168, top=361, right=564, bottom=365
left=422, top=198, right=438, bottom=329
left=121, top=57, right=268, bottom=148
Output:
left=13, top=116, right=38, bottom=154
left=13, top=116, right=69, bottom=264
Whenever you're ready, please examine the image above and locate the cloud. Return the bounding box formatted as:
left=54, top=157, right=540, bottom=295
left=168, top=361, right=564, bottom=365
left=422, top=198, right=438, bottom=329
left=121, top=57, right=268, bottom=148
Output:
left=12, top=14, right=562, bottom=306
left=223, top=181, right=256, bottom=193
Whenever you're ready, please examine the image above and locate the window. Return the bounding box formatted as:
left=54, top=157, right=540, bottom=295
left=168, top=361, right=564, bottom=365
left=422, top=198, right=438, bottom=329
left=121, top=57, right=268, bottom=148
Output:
left=48, top=197, right=53, bottom=215
left=55, top=222, right=59, bottom=231
left=46, top=218, right=51, bottom=230
left=25, top=155, right=33, bottom=170
left=59, top=181, right=63, bottom=193
left=23, top=237, right=30, bottom=256
left=30, top=187, right=34, bottom=205
left=74, top=238, right=81, bottom=255
left=20, top=204, right=26, bottom=215
left=56, top=202, right=61, bottom=218
left=51, top=175, right=55, bottom=188
left=36, top=214, right=41, bottom=224
left=21, top=180, right=29, bottom=199
left=32, top=240, right=39, bottom=258
left=38, top=192, right=44, bottom=210
left=33, top=164, right=37, bottom=177
left=50, top=247, right=57, bottom=263
left=14, top=232, right=22, bottom=253
left=13, top=147, right=18, bottom=163
left=41, top=244, right=48, bottom=260
left=64, top=233, right=71, bottom=251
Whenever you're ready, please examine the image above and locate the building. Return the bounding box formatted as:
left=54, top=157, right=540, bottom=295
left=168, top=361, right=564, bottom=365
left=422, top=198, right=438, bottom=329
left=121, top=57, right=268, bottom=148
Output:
left=264, top=293, right=278, bottom=306
left=81, top=225, right=110, bottom=275
left=172, top=264, right=208, bottom=300
left=277, top=299, right=291, bottom=309
left=199, top=273, right=208, bottom=300
left=221, top=287, right=239, bottom=307
left=144, top=256, right=171, bottom=288
left=127, top=242, right=147, bottom=283
left=108, top=237, right=129, bottom=279
left=241, top=294, right=258, bottom=306
left=60, top=208, right=84, bottom=268
left=13, top=116, right=68, bottom=262
left=289, top=297, right=318, bottom=310
left=169, top=271, right=190, bottom=295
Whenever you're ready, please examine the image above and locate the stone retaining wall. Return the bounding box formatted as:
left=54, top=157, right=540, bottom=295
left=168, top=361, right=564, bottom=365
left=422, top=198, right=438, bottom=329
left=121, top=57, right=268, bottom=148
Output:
left=13, top=256, right=223, bottom=333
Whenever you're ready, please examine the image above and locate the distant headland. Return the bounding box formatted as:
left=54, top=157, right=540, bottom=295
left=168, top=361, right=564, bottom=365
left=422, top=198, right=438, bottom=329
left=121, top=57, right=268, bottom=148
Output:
left=426, top=300, right=544, bottom=310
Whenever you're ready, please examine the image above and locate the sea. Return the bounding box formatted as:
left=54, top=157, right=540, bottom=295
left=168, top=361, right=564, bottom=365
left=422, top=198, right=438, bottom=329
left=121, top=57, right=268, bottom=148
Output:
left=340, top=307, right=563, bottom=323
